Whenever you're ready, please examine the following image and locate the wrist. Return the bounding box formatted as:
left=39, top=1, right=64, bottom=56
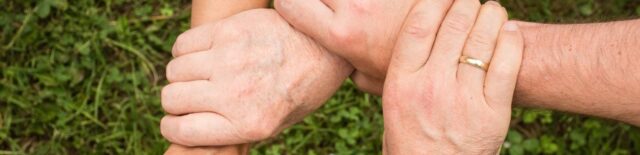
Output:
left=165, top=144, right=251, bottom=155
left=382, top=105, right=502, bottom=155
left=383, top=132, right=501, bottom=155
left=510, top=21, right=556, bottom=107
left=191, top=0, right=270, bottom=27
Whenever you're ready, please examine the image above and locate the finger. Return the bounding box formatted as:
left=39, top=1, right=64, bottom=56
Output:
left=457, top=1, right=508, bottom=94
left=423, top=0, right=481, bottom=75
left=484, top=21, right=523, bottom=115
left=275, top=0, right=334, bottom=41
left=172, top=22, right=219, bottom=57
left=351, top=71, right=384, bottom=95
left=275, top=0, right=337, bottom=53
left=387, top=0, right=454, bottom=74
left=320, top=0, right=342, bottom=11
left=164, top=144, right=250, bottom=155
left=166, top=51, right=218, bottom=83
left=161, top=113, right=248, bottom=146
left=161, top=80, right=229, bottom=115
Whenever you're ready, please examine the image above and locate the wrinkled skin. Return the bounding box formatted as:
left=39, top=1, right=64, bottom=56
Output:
left=160, top=9, right=352, bottom=146
left=381, top=1, right=523, bottom=154
left=275, top=0, right=459, bottom=94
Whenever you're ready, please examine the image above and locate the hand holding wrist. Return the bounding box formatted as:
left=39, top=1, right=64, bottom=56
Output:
left=381, top=1, right=520, bottom=154
left=161, top=9, right=351, bottom=147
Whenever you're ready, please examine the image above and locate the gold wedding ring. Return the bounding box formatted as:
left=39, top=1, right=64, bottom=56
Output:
left=459, top=56, right=489, bottom=71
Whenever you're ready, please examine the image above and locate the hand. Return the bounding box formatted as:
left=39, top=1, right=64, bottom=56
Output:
left=160, top=9, right=352, bottom=146
left=164, top=144, right=250, bottom=155
left=274, top=0, right=455, bottom=94
left=381, top=1, right=522, bottom=154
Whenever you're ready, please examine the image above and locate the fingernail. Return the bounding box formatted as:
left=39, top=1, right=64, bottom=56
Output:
left=503, top=21, right=519, bottom=31
left=486, top=0, right=501, bottom=6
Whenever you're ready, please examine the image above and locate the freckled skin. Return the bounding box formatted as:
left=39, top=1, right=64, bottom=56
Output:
left=277, top=0, right=640, bottom=126
left=161, top=9, right=353, bottom=146
left=168, top=0, right=640, bottom=153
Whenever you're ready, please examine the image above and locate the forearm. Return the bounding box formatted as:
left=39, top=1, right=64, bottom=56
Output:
left=191, top=0, right=269, bottom=27
left=515, top=19, right=640, bottom=125
left=165, top=144, right=250, bottom=155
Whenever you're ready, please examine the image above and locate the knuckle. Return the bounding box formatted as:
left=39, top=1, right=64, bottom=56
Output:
left=329, top=26, right=355, bottom=43
left=464, top=0, right=482, bottom=8
left=160, top=117, right=193, bottom=146
left=274, top=0, right=294, bottom=11
left=160, top=86, right=173, bottom=112
left=159, top=118, right=173, bottom=141
left=174, top=121, right=198, bottom=146
left=403, top=13, right=436, bottom=39
left=466, top=32, right=495, bottom=51
left=165, top=60, right=179, bottom=82
left=442, top=12, right=475, bottom=34
left=328, top=25, right=364, bottom=50
left=347, top=0, right=374, bottom=15
left=217, top=22, right=244, bottom=39
left=160, top=84, right=181, bottom=114
left=172, top=22, right=221, bottom=57
left=171, top=33, right=189, bottom=57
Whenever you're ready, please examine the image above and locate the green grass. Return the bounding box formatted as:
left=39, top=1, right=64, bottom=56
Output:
left=1, top=0, right=639, bottom=154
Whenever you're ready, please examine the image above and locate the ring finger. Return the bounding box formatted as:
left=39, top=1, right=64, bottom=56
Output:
left=456, top=1, right=508, bottom=93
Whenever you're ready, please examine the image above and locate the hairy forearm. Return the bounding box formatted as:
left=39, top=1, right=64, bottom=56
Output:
left=515, top=19, right=640, bottom=125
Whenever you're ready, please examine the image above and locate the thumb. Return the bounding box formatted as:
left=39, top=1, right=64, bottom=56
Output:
left=274, top=0, right=335, bottom=49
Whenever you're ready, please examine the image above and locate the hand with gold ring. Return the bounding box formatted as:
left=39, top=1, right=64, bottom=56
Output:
left=381, top=0, right=523, bottom=154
